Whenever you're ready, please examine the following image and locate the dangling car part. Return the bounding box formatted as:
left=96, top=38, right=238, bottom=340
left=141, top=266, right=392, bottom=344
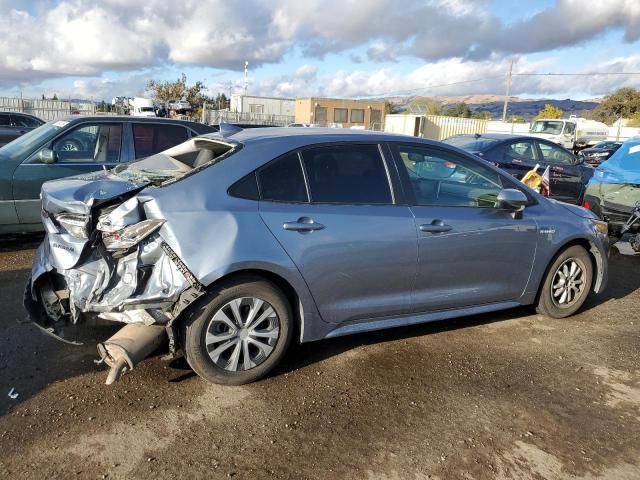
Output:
left=619, top=203, right=640, bottom=252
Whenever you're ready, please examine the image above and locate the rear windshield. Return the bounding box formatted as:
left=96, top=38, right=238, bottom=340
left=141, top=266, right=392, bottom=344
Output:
left=112, top=137, right=236, bottom=185
left=443, top=136, right=499, bottom=152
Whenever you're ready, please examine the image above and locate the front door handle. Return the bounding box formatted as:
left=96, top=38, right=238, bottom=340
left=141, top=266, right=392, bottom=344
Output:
left=419, top=219, right=452, bottom=233
left=283, top=217, right=325, bottom=232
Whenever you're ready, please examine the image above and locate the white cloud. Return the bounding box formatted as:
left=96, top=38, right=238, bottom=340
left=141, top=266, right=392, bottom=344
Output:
left=1, top=0, right=640, bottom=88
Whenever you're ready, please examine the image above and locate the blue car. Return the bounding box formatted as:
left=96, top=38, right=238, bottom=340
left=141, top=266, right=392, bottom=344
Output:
left=25, top=127, right=609, bottom=385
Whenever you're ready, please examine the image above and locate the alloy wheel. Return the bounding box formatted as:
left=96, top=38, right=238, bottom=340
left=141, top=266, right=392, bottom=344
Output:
left=551, top=258, right=587, bottom=308
left=205, top=297, right=280, bottom=371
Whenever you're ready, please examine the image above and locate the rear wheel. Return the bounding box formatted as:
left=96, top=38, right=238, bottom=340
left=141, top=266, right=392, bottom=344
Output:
left=536, top=245, right=593, bottom=318
left=182, top=276, right=293, bottom=385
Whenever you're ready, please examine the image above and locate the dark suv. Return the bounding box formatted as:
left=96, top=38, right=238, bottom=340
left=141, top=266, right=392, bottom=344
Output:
left=444, top=134, right=594, bottom=205
left=0, top=115, right=214, bottom=233
left=0, top=112, right=44, bottom=147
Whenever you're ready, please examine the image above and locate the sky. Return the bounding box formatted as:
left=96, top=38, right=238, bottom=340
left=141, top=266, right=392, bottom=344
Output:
left=0, top=0, right=639, bottom=102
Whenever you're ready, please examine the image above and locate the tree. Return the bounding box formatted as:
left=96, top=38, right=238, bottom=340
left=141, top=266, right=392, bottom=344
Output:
left=384, top=100, right=394, bottom=115
left=147, top=73, right=213, bottom=111
left=592, top=87, right=640, bottom=124
left=628, top=112, right=640, bottom=128
left=472, top=110, right=492, bottom=120
left=508, top=115, right=526, bottom=123
left=41, top=94, right=45, bottom=100
left=535, top=104, right=563, bottom=119
left=443, top=102, right=472, bottom=118
left=96, top=100, right=109, bottom=113
left=213, top=92, right=229, bottom=110
left=52, top=93, right=58, bottom=101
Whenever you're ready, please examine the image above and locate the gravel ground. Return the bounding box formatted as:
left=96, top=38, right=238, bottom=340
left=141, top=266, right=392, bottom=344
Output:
left=0, top=236, right=638, bottom=480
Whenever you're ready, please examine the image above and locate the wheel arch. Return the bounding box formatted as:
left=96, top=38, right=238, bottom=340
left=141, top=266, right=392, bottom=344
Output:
left=535, top=237, right=604, bottom=304
left=181, top=267, right=308, bottom=344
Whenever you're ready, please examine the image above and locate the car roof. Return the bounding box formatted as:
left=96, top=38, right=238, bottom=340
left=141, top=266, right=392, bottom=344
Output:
left=451, top=133, right=535, bottom=141
left=200, top=127, right=423, bottom=146
left=53, top=115, right=213, bottom=132
left=0, top=111, right=41, bottom=118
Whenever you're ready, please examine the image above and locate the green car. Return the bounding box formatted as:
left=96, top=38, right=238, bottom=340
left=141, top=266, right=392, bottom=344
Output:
left=0, top=116, right=214, bottom=233
left=583, top=138, right=640, bottom=237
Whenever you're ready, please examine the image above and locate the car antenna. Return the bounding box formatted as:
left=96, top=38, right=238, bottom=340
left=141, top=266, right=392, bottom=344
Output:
left=219, top=122, right=243, bottom=138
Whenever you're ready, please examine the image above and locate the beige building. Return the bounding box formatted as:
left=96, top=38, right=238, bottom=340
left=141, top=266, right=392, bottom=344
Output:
left=295, top=97, right=386, bottom=130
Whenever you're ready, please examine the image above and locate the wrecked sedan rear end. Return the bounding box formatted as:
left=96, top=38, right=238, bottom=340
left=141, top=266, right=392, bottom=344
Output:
left=24, top=137, right=236, bottom=383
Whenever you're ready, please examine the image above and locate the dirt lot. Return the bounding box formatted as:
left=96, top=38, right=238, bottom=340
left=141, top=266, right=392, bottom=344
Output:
left=0, top=236, right=638, bottom=480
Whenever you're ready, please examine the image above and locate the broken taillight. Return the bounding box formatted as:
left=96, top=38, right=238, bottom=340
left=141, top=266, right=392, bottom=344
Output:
left=102, top=219, right=165, bottom=251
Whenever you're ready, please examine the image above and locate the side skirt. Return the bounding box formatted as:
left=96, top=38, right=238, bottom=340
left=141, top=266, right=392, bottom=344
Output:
left=323, top=301, right=522, bottom=340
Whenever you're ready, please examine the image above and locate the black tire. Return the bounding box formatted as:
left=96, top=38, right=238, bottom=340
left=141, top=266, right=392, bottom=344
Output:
left=182, top=275, right=293, bottom=385
left=536, top=245, right=593, bottom=318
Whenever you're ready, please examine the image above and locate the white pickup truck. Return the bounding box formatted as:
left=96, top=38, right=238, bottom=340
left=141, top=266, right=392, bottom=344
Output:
left=528, top=116, right=609, bottom=151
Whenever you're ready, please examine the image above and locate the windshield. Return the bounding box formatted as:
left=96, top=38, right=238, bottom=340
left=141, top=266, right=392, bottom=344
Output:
left=112, top=138, right=235, bottom=185
left=0, top=121, right=66, bottom=158
left=443, top=136, right=499, bottom=152
left=530, top=120, right=563, bottom=135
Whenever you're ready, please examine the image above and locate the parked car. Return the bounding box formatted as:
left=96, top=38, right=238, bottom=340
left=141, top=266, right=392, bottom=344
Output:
left=0, top=116, right=214, bottom=233
left=25, top=127, right=609, bottom=386
left=578, top=141, right=623, bottom=166
left=166, top=100, right=192, bottom=114
left=583, top=138, right=640, bottom=237
left=0, top=111, right=44, bottom=147
left=444, top=133, right=594, bottom=205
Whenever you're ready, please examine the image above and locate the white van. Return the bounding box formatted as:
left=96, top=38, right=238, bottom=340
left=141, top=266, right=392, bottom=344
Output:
left=528, top=116, right=608, bottom=151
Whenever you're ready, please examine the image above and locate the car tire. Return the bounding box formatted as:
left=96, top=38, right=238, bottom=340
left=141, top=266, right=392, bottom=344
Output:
left=535, top=245, right=593, bottom=319
left=182, top=275, right=293, bottom=385
left=58, top=139, right=82, bottom=151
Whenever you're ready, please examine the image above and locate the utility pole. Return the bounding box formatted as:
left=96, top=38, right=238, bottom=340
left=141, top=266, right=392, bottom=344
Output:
left=501, top=60, right=513, bottom=122
left=243, top=61, right=249, bottom=95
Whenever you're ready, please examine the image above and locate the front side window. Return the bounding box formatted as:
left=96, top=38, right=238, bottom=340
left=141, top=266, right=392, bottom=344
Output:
left=351, top=109, right=364, bottom=123
left=0, top=114, right=10, bottom=126
left=334, top=108, right=348, bottom=123
left=52, top=123, right=122, bottom=163
left=394, top=144, right=505, bottom=208
left=563, top=122, right=576, bottom=135
left=133, top=124, right=188, bottom=159
left=258, top=153, right=308, bottom=203
left=301, top=144, right=392, bottom=204
left=538, top=142, right=573, bottom=165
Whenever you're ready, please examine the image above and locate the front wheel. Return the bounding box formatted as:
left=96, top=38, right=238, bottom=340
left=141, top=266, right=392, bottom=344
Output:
left=536, top=245, right=593, bottom=318
left=182, top=276, right=293, bottom=385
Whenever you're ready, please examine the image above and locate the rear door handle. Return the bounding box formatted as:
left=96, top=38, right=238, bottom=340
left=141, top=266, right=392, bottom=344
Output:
left=419, top=220, right=452, bottom=233
left=283, top=217, right=325, bottom=232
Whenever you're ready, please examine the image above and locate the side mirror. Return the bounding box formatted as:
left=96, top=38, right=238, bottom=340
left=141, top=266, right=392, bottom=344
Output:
left=497, top=188, right=528, bottom=211
left=36, top=148, right=56, bottom=164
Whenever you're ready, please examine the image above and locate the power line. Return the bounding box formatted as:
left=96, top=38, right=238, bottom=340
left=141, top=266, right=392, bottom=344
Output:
left=513, top=72, right=640, bottom=76
left=355, top=70, right=640, bottom=100
left=356, top=75, right=504, bottom=99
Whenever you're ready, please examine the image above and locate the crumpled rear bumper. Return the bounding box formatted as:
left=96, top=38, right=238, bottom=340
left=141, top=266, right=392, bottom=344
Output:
left=24, top=232, right=203, bottom=345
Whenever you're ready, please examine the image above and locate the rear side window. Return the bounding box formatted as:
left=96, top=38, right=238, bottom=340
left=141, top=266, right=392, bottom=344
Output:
left=258, top=153, right=308, bottom=203
left=133, top=124, right=189, bottom=159
left=0, top=114, right=10, bottom=126
left=11, top=115, right=41, bottom=128
left=301, top=144, right=392, bottom=204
